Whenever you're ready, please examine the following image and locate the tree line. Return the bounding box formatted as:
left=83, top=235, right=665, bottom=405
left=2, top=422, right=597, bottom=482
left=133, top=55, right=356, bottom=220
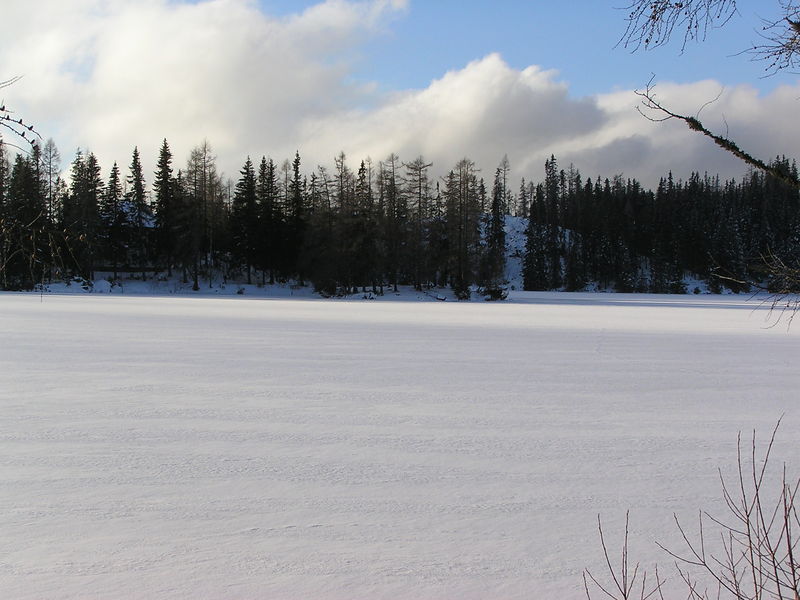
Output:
left=0, top=137, right=797, bottom=297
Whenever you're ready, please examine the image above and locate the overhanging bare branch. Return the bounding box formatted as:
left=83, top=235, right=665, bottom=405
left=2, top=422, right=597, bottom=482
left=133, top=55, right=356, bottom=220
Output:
left=619, top=0, right=738, bottom=52
left=634, top=81, right=800, bottom=189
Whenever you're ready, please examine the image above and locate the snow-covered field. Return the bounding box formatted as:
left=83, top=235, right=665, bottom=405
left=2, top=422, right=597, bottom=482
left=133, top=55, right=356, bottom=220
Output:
left=0, top=292, right=798, bottom=599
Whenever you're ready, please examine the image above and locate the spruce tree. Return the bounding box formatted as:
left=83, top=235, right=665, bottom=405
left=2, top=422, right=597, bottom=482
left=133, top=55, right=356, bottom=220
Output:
left=230, top=157, right=258, bottom=283
left=482, top=163, right=508, bottom=299
left=354, top=158, right=380, bottom=293
left=126, top=147, right=151, bottom=279
left=523, top=183, right=549, bottom=291
left=256, top=156, right=280, bottom=284
left=3, top=152, right=47, bottom=288
left=564, top=232, right=587, bottom=291
left=63, top=151, right=103, bottom=281
left=286, top=151, right=306, bottom=283
left=543, top=155, right=563, bottom=289
left=171, top=169, right=198, bottom=288
left=304, top=162, right=338, bottom=296
left=99, top=162, right=125, bottom=279
left=153, top=139, right=176, bottom=275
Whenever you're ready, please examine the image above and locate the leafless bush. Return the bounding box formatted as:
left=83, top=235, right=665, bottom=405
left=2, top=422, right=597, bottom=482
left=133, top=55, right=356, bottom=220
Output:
left=706, top=250, right=800, bottom=326
left=757, top=253, right=800, bottom=326
left=584, top=512, right=666, bottom=600
left=585, top=421, right=800, bottom=600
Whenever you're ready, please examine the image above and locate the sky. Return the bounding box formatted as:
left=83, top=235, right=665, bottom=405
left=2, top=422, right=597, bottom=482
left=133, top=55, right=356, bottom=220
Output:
left=0, top=0, right=798, bottom=188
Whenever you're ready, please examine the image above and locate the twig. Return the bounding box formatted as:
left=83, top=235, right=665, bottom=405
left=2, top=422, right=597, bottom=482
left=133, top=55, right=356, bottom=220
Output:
left=634, top=79, right=800, bottom=189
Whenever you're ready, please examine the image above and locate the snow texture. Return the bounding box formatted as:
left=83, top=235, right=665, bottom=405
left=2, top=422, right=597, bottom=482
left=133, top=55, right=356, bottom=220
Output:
left=0, top=292, right=797, bottom=599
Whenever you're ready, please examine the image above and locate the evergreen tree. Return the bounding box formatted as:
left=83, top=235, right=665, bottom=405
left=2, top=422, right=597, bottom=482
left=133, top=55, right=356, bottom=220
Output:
left=2, top=151, right=47, bottom=288
left=125, top=146, right=151, bottom=278
left=99, top=162, right=125, bottom=279
left=353, top=158, right=381, bottom=293
left=482, top=162, right=508, bottom=299
left=523, top=183, right=549, bottom=290
left=286, top=151, right=306, bottom=283
left=153, top=139, right=176, bottom=275
left=516, top=178, right=529, bottom=219
left=707, top=182, right=749, bottom=293
left=230, top=156, right=258, bottom=283
left=3, top=132, right=793, bottom=298
left=304, top=162, right=338, bottom=296
left=426, top=181, right=448, bottom=288
left=543, top=155, right=563, bottom=289
left=443, top=158, right=481, bottom=299
left=256, top=156, right=280, bottom=284
left=171, top=169, right=196, bottom=287
left=63, top=150, right=103, bottom=281
left=0, top=140, right=7, bottom=287
left=0, top=139, right=8, bottom=217
left=563, top=231, right=587, bottom=291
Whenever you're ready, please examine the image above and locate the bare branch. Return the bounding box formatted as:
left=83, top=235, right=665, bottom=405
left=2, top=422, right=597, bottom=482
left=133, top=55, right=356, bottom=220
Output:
left=0, top=76, right=41, bottom=150
left=634, top=82, right=800, bottom=189
left=594, top=422, right=800, bottom=600
left=619, top=0, right=800, bottom=75
left=749, top=1, right=800, bottom=74
left=585, top=513, right=666, bottom=600
left=619, top=0, right=738, bottom=52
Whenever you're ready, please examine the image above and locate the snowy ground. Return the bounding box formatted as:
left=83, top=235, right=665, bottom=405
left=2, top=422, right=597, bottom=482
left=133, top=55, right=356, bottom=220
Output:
left=0, top=292, right=798, bottom=599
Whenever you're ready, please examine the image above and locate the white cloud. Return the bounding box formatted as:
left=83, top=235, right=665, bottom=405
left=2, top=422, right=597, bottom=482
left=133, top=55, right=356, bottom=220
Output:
left=0, top=0, right=797, bottom=189
left=300, top=54, right=608, bottom=179
left=300, top=53, right=800, bottom=187
left=0, top=0, right=401, bottom=175
left=589, top=81, right=800, bottom=185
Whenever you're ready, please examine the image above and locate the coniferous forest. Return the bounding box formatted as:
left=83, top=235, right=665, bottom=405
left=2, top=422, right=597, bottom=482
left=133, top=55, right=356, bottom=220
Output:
left=0, top=136, right=798, bottom=298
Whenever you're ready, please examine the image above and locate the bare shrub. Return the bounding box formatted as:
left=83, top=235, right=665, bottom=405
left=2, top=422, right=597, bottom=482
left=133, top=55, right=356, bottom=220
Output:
left=585, top=421, right=800, bottom=600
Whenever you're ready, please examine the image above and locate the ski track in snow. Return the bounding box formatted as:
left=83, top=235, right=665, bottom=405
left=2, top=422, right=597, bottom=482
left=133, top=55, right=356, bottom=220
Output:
left=0, top=292, right=797, bottom=599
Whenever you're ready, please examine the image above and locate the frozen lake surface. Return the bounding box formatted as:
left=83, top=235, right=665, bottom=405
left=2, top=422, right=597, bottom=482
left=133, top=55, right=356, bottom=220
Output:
left=0, top=292, right=798, bottom=599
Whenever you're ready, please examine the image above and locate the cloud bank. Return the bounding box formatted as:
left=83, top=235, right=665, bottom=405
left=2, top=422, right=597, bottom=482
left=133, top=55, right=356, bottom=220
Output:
left=1, top=0, right=798, bottom=188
